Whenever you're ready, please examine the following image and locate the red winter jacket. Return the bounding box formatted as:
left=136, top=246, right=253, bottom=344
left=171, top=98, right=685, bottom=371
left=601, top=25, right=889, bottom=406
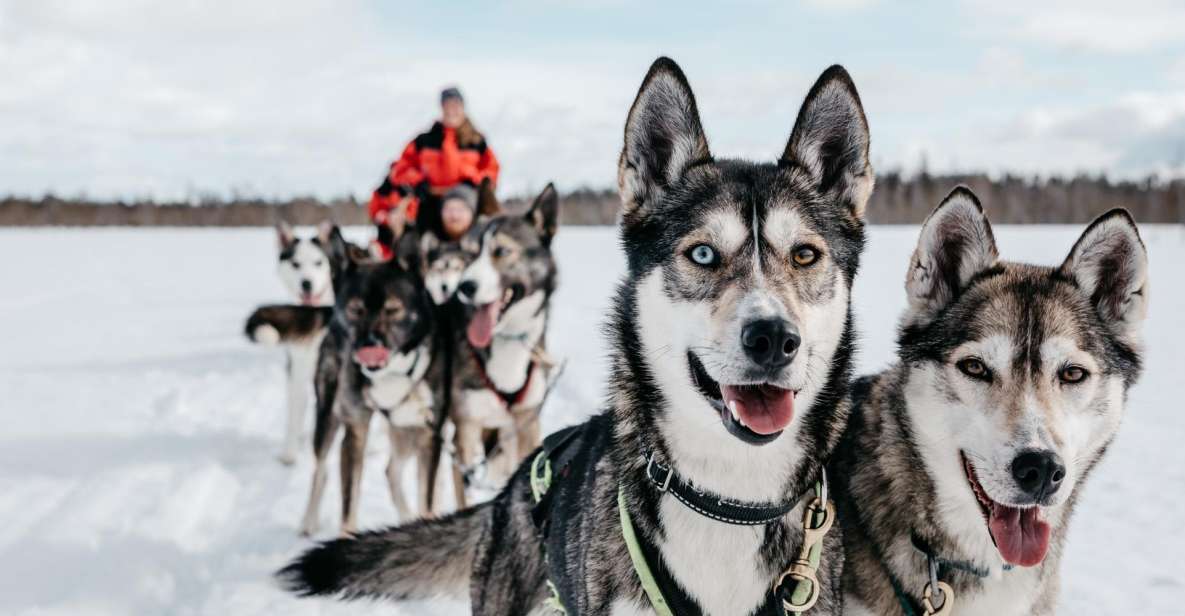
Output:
left=369, top=122, right=500, bottom=224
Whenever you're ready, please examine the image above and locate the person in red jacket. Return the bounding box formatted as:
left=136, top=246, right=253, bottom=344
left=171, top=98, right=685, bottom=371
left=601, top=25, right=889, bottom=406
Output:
left=369, top=87, right=500, bottom=253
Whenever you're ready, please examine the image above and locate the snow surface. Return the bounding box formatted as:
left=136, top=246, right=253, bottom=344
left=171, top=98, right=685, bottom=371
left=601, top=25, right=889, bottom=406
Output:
left=0, top=224, right=1182, bottom=615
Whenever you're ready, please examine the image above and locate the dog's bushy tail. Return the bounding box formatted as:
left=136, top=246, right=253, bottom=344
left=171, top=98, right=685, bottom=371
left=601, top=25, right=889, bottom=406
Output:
left=244, top=305, right=332, bottom=345
left=278, top=503, right=488, bottom=601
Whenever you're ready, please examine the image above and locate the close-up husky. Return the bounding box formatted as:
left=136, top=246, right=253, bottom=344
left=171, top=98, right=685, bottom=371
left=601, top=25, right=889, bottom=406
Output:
left=450, top=184, right=560, bottom=503
left=832, top=189, right=1148, bottom=615
left=245, top=221, right=348, bottom=464
left=280, top=55, right=873, bottom=616
left=296, top=231, right=447, bottom=537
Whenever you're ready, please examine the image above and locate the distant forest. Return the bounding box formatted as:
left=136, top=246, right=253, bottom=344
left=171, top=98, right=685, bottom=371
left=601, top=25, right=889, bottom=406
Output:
left=2, top=173, right=1182, bottom=226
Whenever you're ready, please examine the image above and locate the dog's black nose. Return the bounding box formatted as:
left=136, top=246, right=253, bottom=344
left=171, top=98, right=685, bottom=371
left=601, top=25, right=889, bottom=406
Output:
left=740, top=319, right=800, bottom=369
left=300, top=279, right=312, bottom=292
left=457, top=280, right=478, bottom=300
left=1011, top=450, right=1066, bottom=500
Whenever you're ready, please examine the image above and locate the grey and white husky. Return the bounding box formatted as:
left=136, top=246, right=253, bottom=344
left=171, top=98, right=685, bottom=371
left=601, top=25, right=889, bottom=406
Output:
left=831, top=189, right=1148, bottom=616
left=246, top=221, right=343, bottom=465
left=450, top=184, right=560, bottom=504
left=280, top=56, right=873, bottom=616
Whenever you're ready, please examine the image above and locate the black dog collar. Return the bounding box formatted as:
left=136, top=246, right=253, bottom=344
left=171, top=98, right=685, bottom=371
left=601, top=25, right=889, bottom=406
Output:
left=641, top=449, right=799, bottom=525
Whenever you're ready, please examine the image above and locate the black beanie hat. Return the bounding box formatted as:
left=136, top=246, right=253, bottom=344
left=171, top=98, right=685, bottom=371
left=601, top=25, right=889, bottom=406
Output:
left=441, top=87, right=463, bottom=104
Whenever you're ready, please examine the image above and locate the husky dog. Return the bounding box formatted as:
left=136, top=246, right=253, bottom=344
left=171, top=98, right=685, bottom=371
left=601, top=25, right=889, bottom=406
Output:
left=832, top=189, right=1148, bottom=616
left=420, top=232, right=473, bottom=306
left=297, top=231, right=445, bottom=537
left=281, top=57, right=873, bottom=616
left=247, top=221, right=345, bottom=465
left=450, top=184, right=560, bottom=502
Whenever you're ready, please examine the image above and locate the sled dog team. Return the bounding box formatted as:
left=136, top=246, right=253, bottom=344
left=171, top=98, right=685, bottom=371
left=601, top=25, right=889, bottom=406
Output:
left=253, top=58, right=1148, bottom=615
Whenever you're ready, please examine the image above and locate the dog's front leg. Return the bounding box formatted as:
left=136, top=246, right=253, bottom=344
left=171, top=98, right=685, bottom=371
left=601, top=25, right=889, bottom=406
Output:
left=281, top=345, right=316, bottom=465
left=339, top=413, right=372, bottom=536
left=299, top=375, right=341, bottom=537
left=385, top=426, right=415, bottom=521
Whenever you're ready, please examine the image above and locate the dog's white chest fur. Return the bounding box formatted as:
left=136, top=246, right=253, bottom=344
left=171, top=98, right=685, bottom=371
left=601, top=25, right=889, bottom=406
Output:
left=362, top=345, right=431, bottom=424
left=946, top=569, right=1041, bottom=616
left=656, top=498, right=771, bottom=615
left=485, top=291, right=547, bottom=393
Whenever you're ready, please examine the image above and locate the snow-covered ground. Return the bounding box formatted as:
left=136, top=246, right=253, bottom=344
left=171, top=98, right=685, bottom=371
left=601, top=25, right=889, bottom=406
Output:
left=1, top=224, right=1181, bottom=615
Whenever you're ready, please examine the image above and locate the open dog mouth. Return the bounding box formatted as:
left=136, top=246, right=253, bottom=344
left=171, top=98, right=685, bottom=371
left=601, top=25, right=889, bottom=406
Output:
left=299, top=290, right=324, bottom=306
left=961, top=452, right=1052, bottom=567
left=353, top=345, right=391, bottom=370
left=466, top=286, right=516, bottom=349
left=687, top=352, right=796, bottom=445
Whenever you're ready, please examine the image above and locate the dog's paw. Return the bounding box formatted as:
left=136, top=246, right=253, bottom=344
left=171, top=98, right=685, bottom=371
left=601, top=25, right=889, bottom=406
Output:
left=276, top=451, right=297, bottom=466
left=252, top=324, right=281, bottom=345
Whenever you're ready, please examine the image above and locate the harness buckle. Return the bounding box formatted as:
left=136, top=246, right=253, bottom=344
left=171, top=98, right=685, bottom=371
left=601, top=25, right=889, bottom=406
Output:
left=646, top=454, right=673, bottom=492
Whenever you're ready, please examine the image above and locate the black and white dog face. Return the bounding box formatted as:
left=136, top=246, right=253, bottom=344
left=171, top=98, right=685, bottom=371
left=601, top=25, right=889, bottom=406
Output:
left=618, top=59, right=872, bottom=449
left=419, top=233, right=476, bottom=306
left=277, top=221, right=335, bottom=306
left=898, top=189, right=1148, bottom=567
left=455, top=185, right=559, bottom=349
left=332, top=232, right=434, bottom=376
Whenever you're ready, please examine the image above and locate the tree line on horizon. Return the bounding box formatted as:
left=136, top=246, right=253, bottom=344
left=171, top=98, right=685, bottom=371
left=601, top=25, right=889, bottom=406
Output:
left=1, top=172, right=1182, bottom=226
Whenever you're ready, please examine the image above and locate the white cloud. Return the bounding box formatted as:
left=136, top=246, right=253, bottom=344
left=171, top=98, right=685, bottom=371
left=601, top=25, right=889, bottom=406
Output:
left=1, top=1, right=1182, bottom=201
left=968, top=0, right=1185, bottom=54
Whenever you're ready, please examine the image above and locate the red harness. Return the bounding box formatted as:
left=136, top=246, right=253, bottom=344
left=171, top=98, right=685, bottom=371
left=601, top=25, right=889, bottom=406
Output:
left=469, top=345, right=536, bottom=408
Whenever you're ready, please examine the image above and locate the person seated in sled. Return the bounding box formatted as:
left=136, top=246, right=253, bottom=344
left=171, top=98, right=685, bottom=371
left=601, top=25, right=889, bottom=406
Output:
left=369, top=86, right=500, bottom=256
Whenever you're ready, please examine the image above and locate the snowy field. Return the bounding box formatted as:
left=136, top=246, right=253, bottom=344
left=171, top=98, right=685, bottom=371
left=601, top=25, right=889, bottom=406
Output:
left=1, top=223, right=1182, bottom=615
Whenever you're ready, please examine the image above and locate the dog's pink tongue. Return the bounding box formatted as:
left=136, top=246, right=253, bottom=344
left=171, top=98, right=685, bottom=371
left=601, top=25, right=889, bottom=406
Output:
left=466, top=302, right=501, bottom=349
left=721, top=385, right=795, bottom=434
left=989, top=503, right=1051, bottom=567
left=354, top=345, right=390, bottom=369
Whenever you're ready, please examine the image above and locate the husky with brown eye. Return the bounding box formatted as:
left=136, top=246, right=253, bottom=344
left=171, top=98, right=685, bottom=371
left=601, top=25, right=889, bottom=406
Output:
left=281, top=56, right=874, bottom=616
left=288, top=229, right=450, bottom=538
left=831, top=188, right=1149, bottom=616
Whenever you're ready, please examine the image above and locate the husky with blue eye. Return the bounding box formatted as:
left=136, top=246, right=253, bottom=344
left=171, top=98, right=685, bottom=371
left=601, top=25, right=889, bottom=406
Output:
left=279, top=57, right=873, bottom=616
left=832, top=189, right=1148, bottom=616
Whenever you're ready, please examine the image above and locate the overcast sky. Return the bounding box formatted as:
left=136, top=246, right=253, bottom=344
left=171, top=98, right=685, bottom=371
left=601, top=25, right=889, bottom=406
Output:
left=3, top=0, right=1184, bottom=201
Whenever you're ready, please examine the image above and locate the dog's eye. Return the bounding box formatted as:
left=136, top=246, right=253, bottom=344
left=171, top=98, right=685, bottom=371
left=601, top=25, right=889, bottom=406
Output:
left=956, top=357, right=992, bottom=382
left=314, top=260, right=324, bottom=267
left=346, top=304, right=366, bottom=320
left=493, top=246, right=509, bottom=259
left=1058, top=365, right=1089, bottom=385
left=687, top=244, right=719, bottom=267
left=792, top=245, right=821, bottom=267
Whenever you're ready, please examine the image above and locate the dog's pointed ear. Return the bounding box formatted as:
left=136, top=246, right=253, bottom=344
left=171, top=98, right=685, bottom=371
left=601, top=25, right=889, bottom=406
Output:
left=276, top=221, right=296, bottom=250
left=781, top=65, right=873, bottom=220
left=419, top=230, right=440, bottom=264
left=316, top=220, right=335, bottom=246
left=904, top=187, right=998, bottom=325
left=320, top=223, right=356, bottom=275
left=525, top=183, right=559, bottom=246
left=618, top=57, right=711, bottom=225
left=1060, top=208, right=1149, bottom=342
left=394, top=228, right=421, bottom=273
